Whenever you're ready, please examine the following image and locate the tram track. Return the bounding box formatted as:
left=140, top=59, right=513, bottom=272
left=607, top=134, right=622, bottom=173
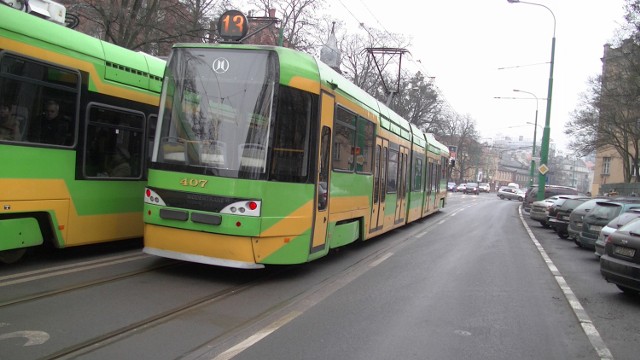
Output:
left=0, top=251, right=149, bottom=286
left=38, top=266, right=294, bottom=360
left=3, top=204, right=458, bottom=360
left=0, top=259, right=180, bottom=308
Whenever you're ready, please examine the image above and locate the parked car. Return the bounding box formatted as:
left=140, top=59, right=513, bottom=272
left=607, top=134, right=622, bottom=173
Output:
left=600, top=217, right=640, bottom=294
left=546, top=195, right=590, bottom=229
left=530, top=196, right=564, bottom=227
left=568, top=198, right=606, bottom=241
left=578, top=198, right=640, bottom=250
left=594, top=208, right=640, bottom=258
left=447, top=182, right=457, bottom=191
left=464, top=182, right=480, bottom=195
left=479, top=182, right=490, bottom=193
left=497, top=186, right=525, bottom=201
left=548, top=197, right=592, bottom=239
left=523, top=185, right=579, bottom=213
left=456, top=183, right=467, bottom=192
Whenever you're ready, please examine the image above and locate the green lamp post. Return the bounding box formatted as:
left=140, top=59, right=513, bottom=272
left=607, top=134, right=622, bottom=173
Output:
left=507, top=0, right=556, bottom=201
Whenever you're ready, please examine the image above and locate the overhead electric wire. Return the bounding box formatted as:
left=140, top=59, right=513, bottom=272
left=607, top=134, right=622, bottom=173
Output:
left=332, top=0, right=456, bottom=115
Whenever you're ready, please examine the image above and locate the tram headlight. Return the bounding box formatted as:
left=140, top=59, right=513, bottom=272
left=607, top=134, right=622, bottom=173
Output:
left=144, top=188, right=167, bottom=206
left=221, top=200, right=261, bottom=217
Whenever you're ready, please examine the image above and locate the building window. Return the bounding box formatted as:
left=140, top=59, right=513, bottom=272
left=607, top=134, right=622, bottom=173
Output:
left=602, top=157, right=611, bottom=175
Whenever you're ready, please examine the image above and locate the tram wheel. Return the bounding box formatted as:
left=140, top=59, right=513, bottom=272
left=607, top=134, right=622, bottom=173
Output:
left=0, top=248, right=27, bottom=264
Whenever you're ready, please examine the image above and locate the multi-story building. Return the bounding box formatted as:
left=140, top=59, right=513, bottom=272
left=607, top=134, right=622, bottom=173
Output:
left=591, top=40, right=640, bottom=196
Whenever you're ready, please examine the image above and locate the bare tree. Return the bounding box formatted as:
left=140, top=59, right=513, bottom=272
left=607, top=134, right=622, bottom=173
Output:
left=566, top=39, right=640, bottom=182
left=63, top=0, right=228, bottom=55
left=247, top=0, right=321, bottom=51
left=392, top=71, right=443, bottom=133
left=437, top=112, right=480, bottom=182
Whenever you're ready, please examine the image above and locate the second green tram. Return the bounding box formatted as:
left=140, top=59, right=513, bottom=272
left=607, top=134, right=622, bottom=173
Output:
left=0, top=4, right=164, bottom=263
left=143, top=43, right=449, bottom=269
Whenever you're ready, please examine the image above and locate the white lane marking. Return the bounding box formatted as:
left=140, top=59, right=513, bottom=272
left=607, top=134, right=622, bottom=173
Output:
left=0, top=253, right=149, bottom=287
left=0, top=330, right=50, bottom=346
left=518, top=206, right=613, bottom=360
left=369, top=252, right=393, bottom=267
left=210, top=252, right=393, bottom=360
left=213, top=311, right=303, bottom=360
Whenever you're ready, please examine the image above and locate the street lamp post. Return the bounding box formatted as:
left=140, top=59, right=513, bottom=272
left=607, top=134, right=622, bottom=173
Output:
left=513, top=89, right=539, bottom=188
left=507, top=0, right=556, bottom=201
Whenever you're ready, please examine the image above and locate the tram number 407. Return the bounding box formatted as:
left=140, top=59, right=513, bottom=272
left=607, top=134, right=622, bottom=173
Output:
left=180, top=178, right=208, bottom=188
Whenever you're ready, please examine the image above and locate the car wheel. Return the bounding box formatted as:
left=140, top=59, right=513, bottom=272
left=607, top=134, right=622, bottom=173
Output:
left=499, top=195, right=504, bottom=199
left=616, top=284, right=639, bottom=295
left=574, top=239, right=582, bottom=248
left=539, top=221, right=549, bottom=228
left=517, top=197, right=523, bottom=201
left=558, top=231, right=569, bottom=239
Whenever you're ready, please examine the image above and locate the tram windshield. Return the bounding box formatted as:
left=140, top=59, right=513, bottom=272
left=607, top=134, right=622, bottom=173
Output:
left=156, top=47, right=312, bottom=182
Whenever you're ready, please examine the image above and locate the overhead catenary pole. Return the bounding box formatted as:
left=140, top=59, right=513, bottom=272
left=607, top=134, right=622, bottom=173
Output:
left=507, top=0, right=556, bottom=201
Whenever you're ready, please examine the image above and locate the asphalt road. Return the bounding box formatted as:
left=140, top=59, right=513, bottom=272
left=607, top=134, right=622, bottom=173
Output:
left=1, top=192, right=638, bottom=360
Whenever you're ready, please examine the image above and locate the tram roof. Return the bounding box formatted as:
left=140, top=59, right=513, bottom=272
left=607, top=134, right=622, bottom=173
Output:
left=1, top=5, right=165, bottom=92
left=425, top=133, right=450, bottom=156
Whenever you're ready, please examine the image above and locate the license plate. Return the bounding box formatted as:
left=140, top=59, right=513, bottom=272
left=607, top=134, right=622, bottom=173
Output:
left=561, top=215, right=570, bottom=221
left=614, top=246, right=636, bottom=257
left=589, top=225, right=602, bottom=232
left=574, top=222, right=582, bottom=229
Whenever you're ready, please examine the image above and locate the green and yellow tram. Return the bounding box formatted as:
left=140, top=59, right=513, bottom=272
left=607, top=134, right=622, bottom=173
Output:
left=143, top=37, right=449, bottom=268
left=0, top=4, right=164, bottom=263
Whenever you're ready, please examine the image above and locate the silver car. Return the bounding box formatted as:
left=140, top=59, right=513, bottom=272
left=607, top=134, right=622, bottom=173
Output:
left=497, top=187, right=524, bottom=201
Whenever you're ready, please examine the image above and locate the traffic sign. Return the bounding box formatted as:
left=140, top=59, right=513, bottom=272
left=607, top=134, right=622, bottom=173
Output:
left=538, top=164, right=549, bottom=175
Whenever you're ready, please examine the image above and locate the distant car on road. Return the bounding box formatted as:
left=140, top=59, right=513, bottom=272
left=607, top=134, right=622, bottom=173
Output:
left=447, top=182, right=457, bottom=191
left=497, top=186, right=525, bottom=201
left=456, top=183, right=467, bottom=192
left=464, top=182, right=479, bottom=195
left=479, top=182, right=490, bottom=193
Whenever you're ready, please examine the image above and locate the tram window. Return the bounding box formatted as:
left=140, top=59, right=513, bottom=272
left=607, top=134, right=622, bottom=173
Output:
left=380, top=147, right=387, bottom=201
left=84, top=105, right=145, bottom=179
left=333, top=107, right=356, bottom=172
left=387, top=149, right=398, bottom=193
left=0, top=55, right=79, bottom=146
left=373, top=145, right=381, bottom=203
left=318, top=126, right=331, bottom=211
left=355, top=119, right=374, bottom=174
left=413, top=157, right=423, bottom=191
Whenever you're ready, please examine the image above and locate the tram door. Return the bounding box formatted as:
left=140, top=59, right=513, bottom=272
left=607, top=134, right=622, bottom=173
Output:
left=311, top=92, right=333, bottom=252
left=394, top=147, right=409, bottom=224
left=369, top=138, right=387, bottom=233
left=425, top=159, right=434, bottom=214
